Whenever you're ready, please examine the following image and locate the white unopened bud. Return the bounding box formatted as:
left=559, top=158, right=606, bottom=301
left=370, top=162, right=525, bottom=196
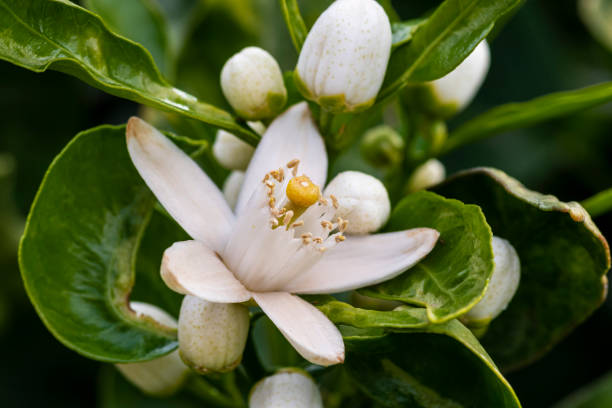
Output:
left=427, top=41, right=490, bottom=116
left=221, top=47, right=287, bottom=120
left=115, top=302, right=189, bottom=396
left=464, top=236, right=521, bottom=324
left=249, top=370, right=323, bottom=408
left=295, top=0, right=392, bottom=113
left=178, top=296, right=250, bottom=373
left=213, top=130, right=255, bottom=170
left=223, top=171, right=245, bottom=210
left=324, top=171, right=390, bottom=234
left=406, top=159, right=446, bottom=192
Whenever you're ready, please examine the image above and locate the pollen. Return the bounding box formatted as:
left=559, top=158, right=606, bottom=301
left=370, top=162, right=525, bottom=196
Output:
left=286, top=176, right=320, bottom=208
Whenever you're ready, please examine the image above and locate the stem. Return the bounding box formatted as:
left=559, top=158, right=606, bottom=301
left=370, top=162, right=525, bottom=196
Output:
left=184, top=375, right=238, bottom=408
left=582, top=187, right=612, bottom=218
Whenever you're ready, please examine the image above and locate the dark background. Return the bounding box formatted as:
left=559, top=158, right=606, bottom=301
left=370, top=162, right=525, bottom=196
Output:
left=1, top=0, right=611, bottom=406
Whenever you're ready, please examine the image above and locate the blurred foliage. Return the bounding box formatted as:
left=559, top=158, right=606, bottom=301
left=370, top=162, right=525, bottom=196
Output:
left=1, top=0, right=612, bottom=407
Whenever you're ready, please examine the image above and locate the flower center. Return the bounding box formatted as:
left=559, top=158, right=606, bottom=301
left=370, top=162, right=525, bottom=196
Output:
left=222, top=159, right=348, bottom=292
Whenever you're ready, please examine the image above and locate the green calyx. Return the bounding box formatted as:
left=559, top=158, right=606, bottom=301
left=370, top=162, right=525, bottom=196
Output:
left=293, top=71, right=375, bottom=114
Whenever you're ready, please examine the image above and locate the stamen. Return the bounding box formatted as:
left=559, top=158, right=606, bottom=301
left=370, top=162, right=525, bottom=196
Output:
left=282, top=210, right=294, bottom=225
left=278, top=167, right=285, bottom=182
left=319, top=197, right=328, bottom=206
left=335, top=235, right=346, bottom=243
left=319, top=247, right=327, bottom=253
left=286, top=159, right=300, bottom=168
left=268, top=196, right=276, bottom=208
left=301, top=232, right=312, bottom=244
left=330, top=194, right=339, bottom=209
left=337, top=217, right=349, bottom=232
left=291, top=221, right=304, bottom=228
left=270, top=218, right=279, bottom=227
left=313, top=237, right=323, bottom=244
left=321, top=220, right=333, bottom=230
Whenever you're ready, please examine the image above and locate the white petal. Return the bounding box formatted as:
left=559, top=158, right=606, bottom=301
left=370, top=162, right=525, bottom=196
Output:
left=285, top=228, right=440, bottom=294
left=252, top=292, right=344, bottom=366
left=126, top=117, right=234, bottom=252
left=161, top=240, right=251, bottom=303
left=235, top=102, right=327, bottom=215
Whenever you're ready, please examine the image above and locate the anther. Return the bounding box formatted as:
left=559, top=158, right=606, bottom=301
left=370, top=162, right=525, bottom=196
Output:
left=268, top=197, right=276, bottom=208
left=319, top=197, right=328, bottom=206
left=335, top=235, right=346, bottom=243
left=330, top=194, right=339, bottom=209
left=270, top=218, right=279, bottom=227
left=313, top=237, right=323, bottom=244
left=321, top=220, right=333, bottom=230
left=283, top=210, right=294, bottom=225
left=291, top=221, right=304, bottom=228
left=287, top=159, right=300, bottom=168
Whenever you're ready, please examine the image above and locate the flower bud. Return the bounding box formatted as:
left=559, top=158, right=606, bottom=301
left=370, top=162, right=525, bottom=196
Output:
left=406, top=159, right=446, bottom=192
left=464, top=236, right=521, bottom=324
left=406, top=41, right=490, bottom=118
left=213, top=130, right=255, bottom=171
left=426, top=41, right=490, bottom=117
left=249, top=369, right=323, bottom=408
left=223, top=171, right=245, bottom=210
left=323, top=171, right=390, bottom=234
left=115, top=302, right=189, bottom=396
left=221, top=47, right=287, bottom=120
left=360, top=125, right=405, bottom=168
left=178, top=296, right=250, bottom=374
left=295, top=0, right=392, bottom=113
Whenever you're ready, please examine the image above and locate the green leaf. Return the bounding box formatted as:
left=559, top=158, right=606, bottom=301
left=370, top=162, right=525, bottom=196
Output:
left=345, top=320, right=521, bottom=407
left=0, top=0, right=258, bottom=145
left=280, top=0, right=308, bottom=52
left=433, top=168, right=610, bottom=371
left=307, top=295, right=429, bottom=329
left=553, top=370, right=612, bottom=408
left=579, top=0, right=612, bottom=53
left=582, top=186, right=612, bottom=218
left=444, top=82, right=612, bottom=154
left=84, top=0, right=172, bottom=77
left=131, top=210, right=187, bottom=318
left=251, top=315, right=305, bottom=372
left=19, top=125, right=177, bottom=363
left=380, top=0, right=522, bottom=100
left=391, top=18, right=426, bottom=49
left=362, top=191, right=494, bottom=324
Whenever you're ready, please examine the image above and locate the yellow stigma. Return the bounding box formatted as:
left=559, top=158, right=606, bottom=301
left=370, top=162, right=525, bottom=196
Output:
left=286, top=176, right=320, bottom=208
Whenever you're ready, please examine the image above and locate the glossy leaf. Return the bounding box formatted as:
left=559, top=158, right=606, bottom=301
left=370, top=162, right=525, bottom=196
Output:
left=84, top=0, right=171, bottom=76
left=444, top=82, right=612, bottom=154
left=345, top=320, right=521, bottom=407
left=362, top=191, right=494, bottom=324
left=0, top=0, right=258, bottom=144
left=280, top=0, right=308, bottom=52
left=307, top=295, right=429, bottom=329
left=391, top=18, right=426, bottom=49
left=380, top=0, right=522, bottom=99
left=131, top=210, right=187, bottom=318
left=19, top=125, right=177, bottom=363
left=433, top=168, right=610, bottom=371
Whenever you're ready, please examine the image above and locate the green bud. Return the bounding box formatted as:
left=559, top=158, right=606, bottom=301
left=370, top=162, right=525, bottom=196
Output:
left=360, top=125, right=405, bottom=168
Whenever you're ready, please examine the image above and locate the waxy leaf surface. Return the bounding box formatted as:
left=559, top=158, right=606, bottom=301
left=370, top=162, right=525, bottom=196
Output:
left=380, top=0, right=523, bottom=99
left=346, top=320, right=521, bottom=407
left=0, top=0, right=257, bottom=144
left=20, top=126, right=177, bottom=362
left=433, top=168, right=610, bottom=371
left=362, top=191, right=494, bottom=324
